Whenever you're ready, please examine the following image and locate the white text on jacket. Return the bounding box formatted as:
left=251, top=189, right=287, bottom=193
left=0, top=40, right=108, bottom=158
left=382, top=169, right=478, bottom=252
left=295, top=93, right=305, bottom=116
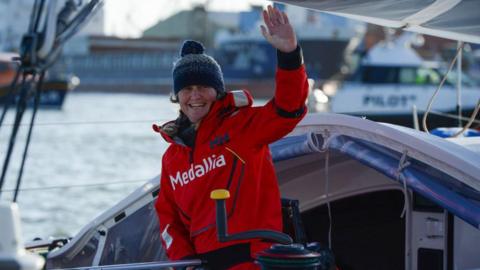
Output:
left=169, top=154, right=226, bottom=190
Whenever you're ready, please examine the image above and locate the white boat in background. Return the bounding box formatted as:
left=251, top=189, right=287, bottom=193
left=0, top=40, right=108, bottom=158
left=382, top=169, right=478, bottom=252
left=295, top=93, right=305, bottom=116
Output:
left=321, top=33, right=480, bottom=128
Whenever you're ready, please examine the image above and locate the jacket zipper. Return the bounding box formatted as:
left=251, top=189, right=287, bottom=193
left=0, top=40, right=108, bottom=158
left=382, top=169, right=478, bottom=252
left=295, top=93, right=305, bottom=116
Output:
left=189, top=146, right=194, bottom=164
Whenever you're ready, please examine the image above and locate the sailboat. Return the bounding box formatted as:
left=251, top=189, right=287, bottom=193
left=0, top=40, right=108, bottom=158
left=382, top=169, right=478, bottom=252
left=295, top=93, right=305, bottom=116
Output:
left=1, top=1, right=480, bottom=270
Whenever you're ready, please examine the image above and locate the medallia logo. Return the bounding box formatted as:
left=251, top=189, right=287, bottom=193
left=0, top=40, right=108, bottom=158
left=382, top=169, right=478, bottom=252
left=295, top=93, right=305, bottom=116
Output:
left=169, top=154, right=226, bottom=190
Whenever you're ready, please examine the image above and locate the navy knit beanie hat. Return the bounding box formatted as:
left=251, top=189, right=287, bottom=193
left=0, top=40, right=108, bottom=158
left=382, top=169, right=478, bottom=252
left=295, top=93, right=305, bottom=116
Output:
left=172, top=40, right=225, bottom=98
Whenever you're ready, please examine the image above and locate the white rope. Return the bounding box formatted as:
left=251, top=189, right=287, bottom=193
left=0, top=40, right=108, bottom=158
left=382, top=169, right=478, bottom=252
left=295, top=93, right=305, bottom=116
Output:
left=396, top=150, right=411, bottom=218
left=416, top=108, right=480, bottom=125
left=320, top=129, right=334, bottom=249
left=452, top=100, right=480, bottom=138
left=422, top=43, right=464, bottom=133
left=324, top=149, right=333, bottom=250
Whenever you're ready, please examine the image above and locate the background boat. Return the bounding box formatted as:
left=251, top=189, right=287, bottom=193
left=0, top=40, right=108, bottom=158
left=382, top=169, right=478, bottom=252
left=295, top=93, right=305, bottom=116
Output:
left=0, top=52, right=79, bottom=109
left=316, top=33, right=480, bottom=129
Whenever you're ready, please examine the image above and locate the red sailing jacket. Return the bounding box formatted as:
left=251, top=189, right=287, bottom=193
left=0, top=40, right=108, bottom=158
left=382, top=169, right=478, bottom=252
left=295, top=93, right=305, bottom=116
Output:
left=154, top=63, right=308, bottom=260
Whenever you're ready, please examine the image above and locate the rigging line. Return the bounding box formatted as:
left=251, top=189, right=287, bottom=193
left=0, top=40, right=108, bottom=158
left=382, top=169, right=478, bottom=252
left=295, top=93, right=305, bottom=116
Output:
left=320, top=129, right=336, bottom=251
left=29, top=0, right=45, bottom=33
left=0, top=66, right=24, bottom=130
left=324, top=148, right=332, bottom=250
left=56, top=0, right=102, bottom=44
left=422, top=43, right=464, bottom=133
left=0, top=72, right=38, bottom=196
left=1, top=119, right=169, bottom=127
left=13, top=71, right=45, bottom=203
left=396, top=150, right=411, bottom=219
left=0, top=178, right=150, bottom=193
left=416, top=108, right=480, bottom=125
left=452, top=100, right=480, bottom=138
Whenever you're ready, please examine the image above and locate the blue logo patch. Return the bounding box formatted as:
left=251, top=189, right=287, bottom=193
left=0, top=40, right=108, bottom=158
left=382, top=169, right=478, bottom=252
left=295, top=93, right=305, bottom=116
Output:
left=210, top=133, right=230, bottom=149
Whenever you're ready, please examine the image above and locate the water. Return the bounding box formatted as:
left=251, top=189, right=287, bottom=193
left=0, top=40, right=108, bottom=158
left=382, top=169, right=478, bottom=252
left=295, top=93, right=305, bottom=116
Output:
left=0, top=92, right=178, bottom=241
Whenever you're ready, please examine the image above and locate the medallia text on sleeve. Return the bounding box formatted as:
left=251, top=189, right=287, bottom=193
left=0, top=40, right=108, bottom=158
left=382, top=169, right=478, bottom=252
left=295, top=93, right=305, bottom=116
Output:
left=169, top=154, right=226, bottom=190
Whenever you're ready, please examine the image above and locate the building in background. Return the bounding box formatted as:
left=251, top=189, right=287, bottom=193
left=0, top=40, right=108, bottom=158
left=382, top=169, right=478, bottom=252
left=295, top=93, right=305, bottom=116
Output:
left=143, top=6, right=241, bottom=49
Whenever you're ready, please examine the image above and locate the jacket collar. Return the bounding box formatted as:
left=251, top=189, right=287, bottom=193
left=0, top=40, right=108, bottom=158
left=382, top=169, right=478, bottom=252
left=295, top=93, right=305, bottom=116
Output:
left=153, top=90, right=253, bottom=145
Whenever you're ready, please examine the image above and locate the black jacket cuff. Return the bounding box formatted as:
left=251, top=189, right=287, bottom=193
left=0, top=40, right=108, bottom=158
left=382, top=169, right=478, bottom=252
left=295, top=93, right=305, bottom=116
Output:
left=277, top=45, right=303, bottom=70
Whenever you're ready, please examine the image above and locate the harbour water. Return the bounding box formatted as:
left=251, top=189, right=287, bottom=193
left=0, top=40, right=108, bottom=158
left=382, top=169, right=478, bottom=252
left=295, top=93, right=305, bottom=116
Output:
left=0, top=92, right=177, bottom=241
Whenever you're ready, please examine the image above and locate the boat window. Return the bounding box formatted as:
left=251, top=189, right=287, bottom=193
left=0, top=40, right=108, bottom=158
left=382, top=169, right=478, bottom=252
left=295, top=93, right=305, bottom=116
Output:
left=440, top=69, right=478, bottom=87
left=361, top=66, right=397, bottom=84
left=415, top=68, right=441, bottom=85
left=99, top=201, right=167, bottom=265
left=399, top=67, right=417, bottom=84
left=46, top=233, right=100, bottom=268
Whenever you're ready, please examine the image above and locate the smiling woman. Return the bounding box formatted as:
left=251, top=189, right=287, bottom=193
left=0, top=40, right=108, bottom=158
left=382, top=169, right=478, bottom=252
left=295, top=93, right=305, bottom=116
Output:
left=152, top=5, right=309, bottom=269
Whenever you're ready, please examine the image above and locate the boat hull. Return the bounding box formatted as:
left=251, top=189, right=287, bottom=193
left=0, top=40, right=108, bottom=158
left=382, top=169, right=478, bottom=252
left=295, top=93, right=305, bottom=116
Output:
left=0, top=80, right=73, bottom=109
left=344, top=108, right=478, bottom=129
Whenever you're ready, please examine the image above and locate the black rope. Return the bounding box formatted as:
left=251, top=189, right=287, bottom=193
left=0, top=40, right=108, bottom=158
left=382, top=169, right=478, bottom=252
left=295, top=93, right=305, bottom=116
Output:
left=13, top=71, right=45, bottom=202
left=0, top=67, right=24, bottom=130
left=56, top=0, right=101, bottom=44
left=0, top=0, right=104, bottom=200
left=29, top=0, right=45, bottom=33
left=0, top=71, right=38, bottom=196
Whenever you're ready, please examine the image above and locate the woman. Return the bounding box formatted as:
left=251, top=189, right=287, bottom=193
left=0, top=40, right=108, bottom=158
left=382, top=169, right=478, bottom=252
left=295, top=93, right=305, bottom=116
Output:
left=154, top=5, right=308, bottom=269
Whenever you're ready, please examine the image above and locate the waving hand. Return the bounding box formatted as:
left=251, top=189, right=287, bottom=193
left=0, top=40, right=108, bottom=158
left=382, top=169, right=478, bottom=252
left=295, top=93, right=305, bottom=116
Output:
left=260, top=5, right=297, bottom=53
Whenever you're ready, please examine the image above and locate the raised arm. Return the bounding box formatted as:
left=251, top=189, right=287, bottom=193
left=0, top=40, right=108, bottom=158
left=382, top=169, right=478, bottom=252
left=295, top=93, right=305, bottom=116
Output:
left=236, top=5, right=307, bottom=148
left=260, top=5, right=306, bottom=115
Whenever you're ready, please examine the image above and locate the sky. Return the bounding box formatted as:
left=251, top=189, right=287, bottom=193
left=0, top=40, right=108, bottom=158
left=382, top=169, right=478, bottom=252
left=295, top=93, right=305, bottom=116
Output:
left=104, top=0, right=269, bottom=38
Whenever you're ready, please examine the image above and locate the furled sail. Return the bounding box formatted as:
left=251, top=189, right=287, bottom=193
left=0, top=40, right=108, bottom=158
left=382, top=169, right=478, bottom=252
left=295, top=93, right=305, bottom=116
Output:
left=275, top=0, right=480, bottom=44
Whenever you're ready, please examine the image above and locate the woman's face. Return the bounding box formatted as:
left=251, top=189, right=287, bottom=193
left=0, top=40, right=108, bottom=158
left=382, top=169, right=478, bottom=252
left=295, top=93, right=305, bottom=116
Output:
left=178, top=85, right=217, bottom=124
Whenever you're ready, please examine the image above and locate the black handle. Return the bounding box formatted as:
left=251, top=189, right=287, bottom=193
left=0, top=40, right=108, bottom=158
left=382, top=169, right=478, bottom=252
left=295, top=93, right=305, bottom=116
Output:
left=211, top=189, right=293, bottom=245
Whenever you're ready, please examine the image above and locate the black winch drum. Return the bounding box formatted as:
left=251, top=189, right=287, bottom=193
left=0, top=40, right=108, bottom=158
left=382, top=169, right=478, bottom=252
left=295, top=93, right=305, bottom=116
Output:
left=255, top=244, right=322, bottom=270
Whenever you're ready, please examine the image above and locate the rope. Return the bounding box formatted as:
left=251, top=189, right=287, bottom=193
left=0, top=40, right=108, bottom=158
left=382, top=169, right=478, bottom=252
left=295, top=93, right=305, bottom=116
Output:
left=13, top=71, right=45, bottom=202
left=319, top=129, right=334, bottom=250
left=416, top=108, right=480, bottom=125
left=0, top=0, right=104, bottom=201
left=324, top=149, right=333, bottom=250
left=0, top=178, right=150, bottom=193
left=396, top=150, right=411, bottom=218
left=451, top=100, right=480, bottom=137
left=0, top=72, right=38, bottom=196
left=1, top=119, right=168, bottom=127
left=422, top=44, right=464, bottom=133
left=0, top=68, right=24, bottom=130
